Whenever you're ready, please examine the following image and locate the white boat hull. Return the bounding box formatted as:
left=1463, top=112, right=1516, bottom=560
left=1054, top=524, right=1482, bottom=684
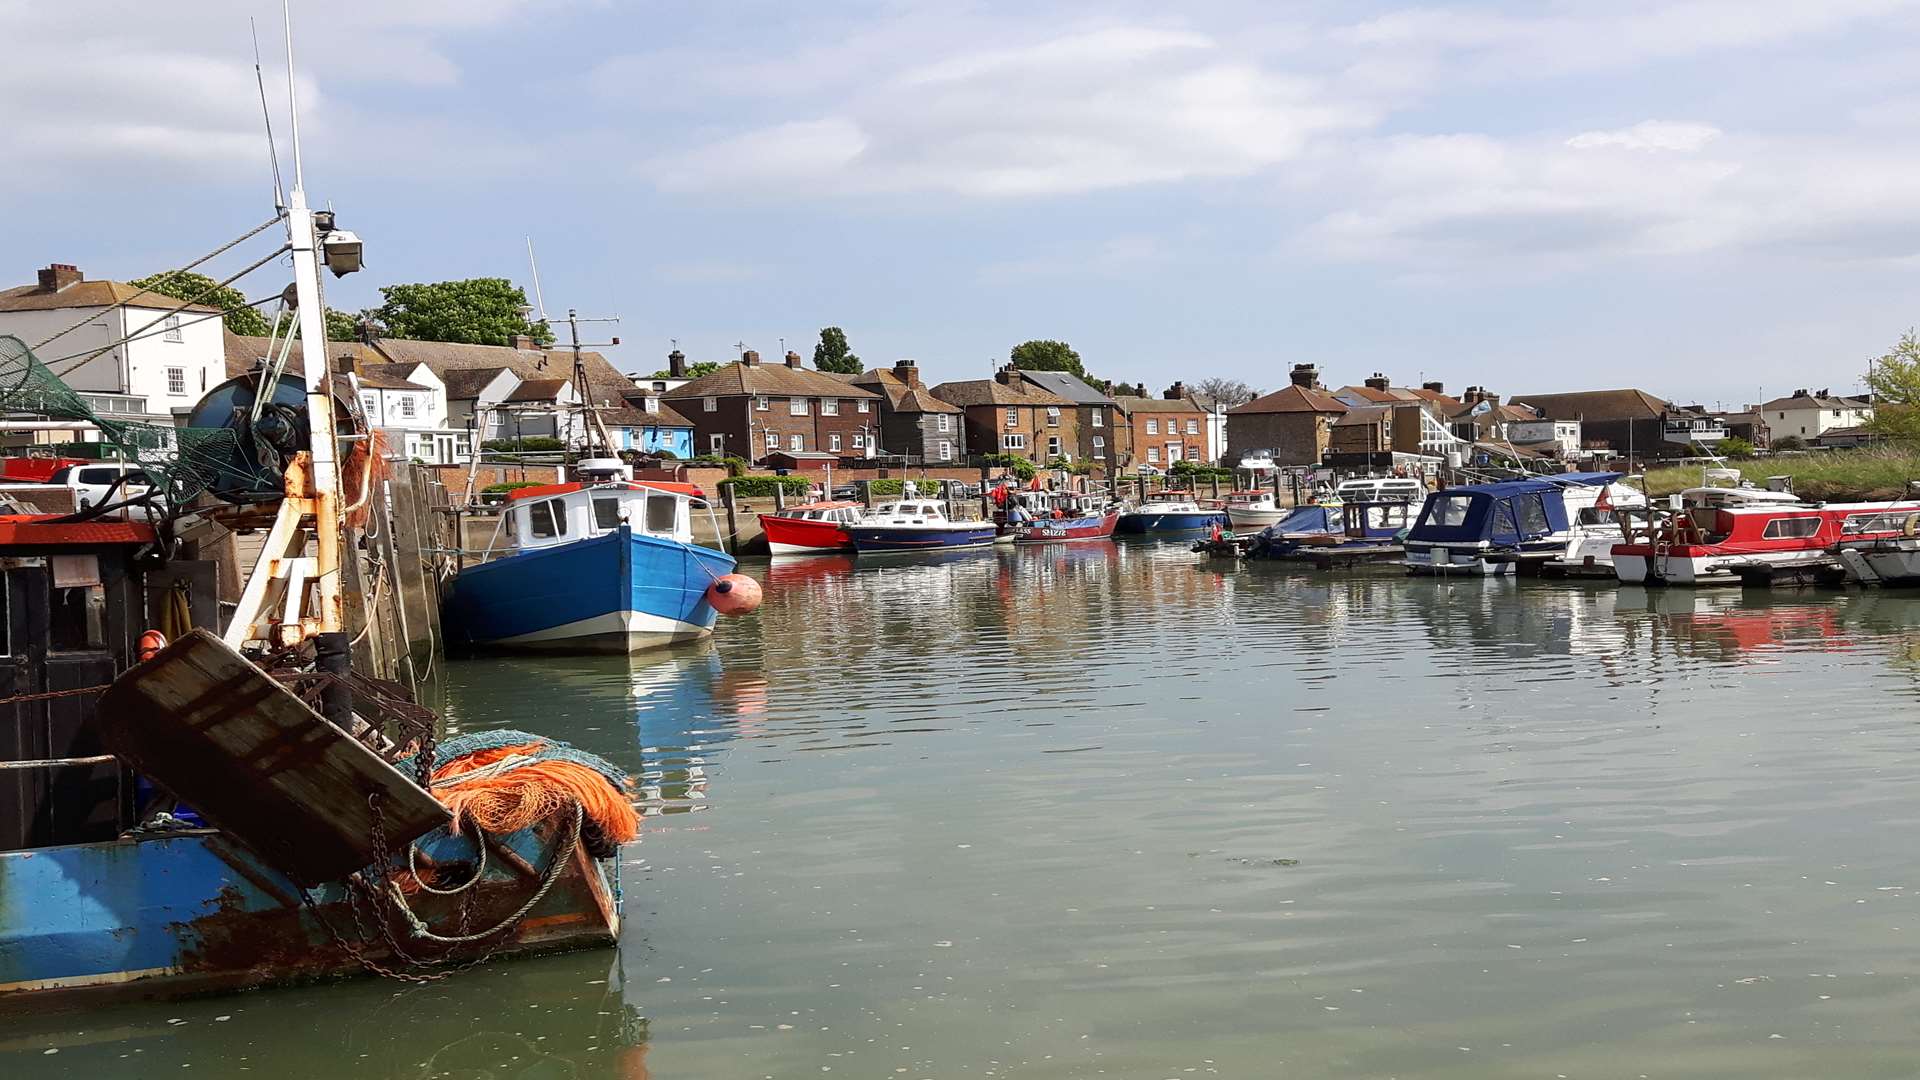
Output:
left=491, top=609, right=714, bottom=653
left=1226, top=507, right=1288, bottom=529
left=1836, top=543, right=1920, bottom=585
left=1405, top=544, right=1511, bottom=576
left=1611, top=550, right=1819, bottom=586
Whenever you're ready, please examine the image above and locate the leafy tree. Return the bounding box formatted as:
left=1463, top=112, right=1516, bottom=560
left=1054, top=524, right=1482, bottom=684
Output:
left=325, top=308, right=365, bottom=342
left=1718, top=436, right=1755, bottom=459
left=366, top=278, right=553, bottom=347
left=1194, top=377, right=1255, bottom=406
left=812, top=326, right=863, bottom=374
left=648, top=361, right=723, bottom=379
left=1009, top=339, right=1085, bottom=378
left=1865, top=329, right=1920, bottom=441
left=131, top=270, right=270, bottom=336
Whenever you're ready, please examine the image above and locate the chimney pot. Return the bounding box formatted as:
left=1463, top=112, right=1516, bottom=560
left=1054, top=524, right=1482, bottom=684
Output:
left=1364, top=372, right=1390, bottom=391
left=1422, top=381, right=1445, bottom=394
left=509, top=333, right=535, bottom=350
left=1288, top=364, right=1321, bottom=389
left=785, top=350, right=803, bottom=369
left=893, top=358, right=921, bottom=388
left=668, top=349, right=687, bottom=378
left=37, top=263, right=81, bottom=292
left=1163, top=382, right=1186, bottom=400
left=742, top=350, right=761, bottom=366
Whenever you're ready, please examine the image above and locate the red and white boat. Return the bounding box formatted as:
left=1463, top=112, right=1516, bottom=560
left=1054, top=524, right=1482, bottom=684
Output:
left=1613, top=498, right=1920, bottom=585
left=759, top=501, right=865, bottom=555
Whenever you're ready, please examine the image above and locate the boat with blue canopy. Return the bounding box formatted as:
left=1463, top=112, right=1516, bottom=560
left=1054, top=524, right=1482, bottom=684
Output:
left=1403, top=472, right=1638, bottom=576
left=1245, top=500, right=1418, bottom=561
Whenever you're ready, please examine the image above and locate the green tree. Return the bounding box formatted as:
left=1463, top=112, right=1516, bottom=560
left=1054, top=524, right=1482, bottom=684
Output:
left=648, top=361, right=723, bottom=379
left=1717, top=436, right=1755, bottom=459
left=131, top=270, right=269, bottom=336
left=367, top=278, right=553, bottom=347
left=325, top=308, right=365, bottom=342
left=812, top=326, right=862, bottom=374
left=1865, top=329, right=1920, bottom=441
left=1009, top=339, right=1085, bottom=378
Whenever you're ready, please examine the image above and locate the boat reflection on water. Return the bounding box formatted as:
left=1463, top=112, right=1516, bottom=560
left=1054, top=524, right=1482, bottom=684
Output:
left=1609, top=585, right=1850, bottom=662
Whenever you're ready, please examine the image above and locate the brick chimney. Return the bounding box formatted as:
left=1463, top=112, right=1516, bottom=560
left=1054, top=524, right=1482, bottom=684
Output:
left=784, top=350, right=803, bottom=369
left=995, top=365, right=1018, bottom=386
left=37, top=263, right=81, bottom=292
left=1422, top=380, right=1445, bottom=395
left=1163, top=381, right=1187, bottom=400
left=742, top=349, right=761, bottom=367
left=1364, top=372, right=1390, bottom=391
left=509, top=333, right=535, bottom=350
left=893, top=358, right=922, bottom=388
left=668, top=349, right=687, bottom=378
left=1289, top=364, right=1321, bottom=390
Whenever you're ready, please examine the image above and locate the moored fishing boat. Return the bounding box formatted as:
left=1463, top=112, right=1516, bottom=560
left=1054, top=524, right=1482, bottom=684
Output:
left=848, top=497, right=998, bottom=553
left=443, top=474, right=744, bottom=652
left=1115, top=496, right=1226, bottom=535
left=1614, top=500, right=1920, bottom=585
left=759, top=500, right=864, bottom=555
left=1246, top=499, right=1417, bottom=562
left=1833, top=514, right=1920, bottom=585
left=1223, top=489, right=1287, bottom=529
left=1002, top=489, right=1120, bottom=544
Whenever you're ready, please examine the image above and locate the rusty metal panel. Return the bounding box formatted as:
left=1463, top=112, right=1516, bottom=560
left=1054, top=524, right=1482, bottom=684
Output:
left=93, top=629, right=449, bottom=886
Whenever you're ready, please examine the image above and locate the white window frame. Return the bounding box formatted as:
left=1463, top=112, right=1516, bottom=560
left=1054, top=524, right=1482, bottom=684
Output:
left=938, top=440, right=953, bottom=461
left=166, top=367, right=187, bottom=395
left=703, top=396, right=717, bottom=412
left=1147, top=446, right=1160, bottom=463
left=764, top=429, right=778, bottom=449
left=1002, top=433, right=1027, bottom=450
left=829, top=433, right=841, bottom=452
left=361, top=392, right=377, bottom=416
left=1186, top=419, right=1198, bottom=435
left=1146, top=419, right=1159, bottom=435
left=788, top=433, right=803, bottom=451
left=1006, top=408, right=1019, bottom=429
left=643, top=397, right=660, bottom=414
left=858, top=400, right=870, bottom=413
left=400, top=396, right=416, bottom=419
left=1046, top=406, right=1061, bottom=427
left=789, top=397, right=808, bottom=416
left=1092, top=435, right=1105, bottom=458
left=756, top=396, right=769, bottom=411
left=937, top=414, right=951, bottom=433
left=822, top=398, right=839, bottom=416
left=853, top=431, right=865, bottom=449
left=163, top=316, right=182, bottom=343
left=1092, top=411, right=1103, bottom=428
left=710, top=433, right=725, bottom=454
left=1048, top=435, right=1063, bottom=457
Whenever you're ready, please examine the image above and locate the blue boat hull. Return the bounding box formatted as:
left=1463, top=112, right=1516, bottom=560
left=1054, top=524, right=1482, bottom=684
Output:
left=1115, top=511, right=1226, bottom=534
left=0, top=823, right=617, bottom=1008
left=444, top=528, right=737, bottom=653
left=848, top=524, right=999, bottom=552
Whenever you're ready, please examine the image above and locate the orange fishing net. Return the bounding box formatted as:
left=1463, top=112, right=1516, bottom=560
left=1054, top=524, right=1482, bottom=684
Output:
left=430, top=743, right=640, bottom=845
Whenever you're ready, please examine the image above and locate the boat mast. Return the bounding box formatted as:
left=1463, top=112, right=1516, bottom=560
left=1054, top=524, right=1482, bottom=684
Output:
left=562, top=308, right=618, bottom=459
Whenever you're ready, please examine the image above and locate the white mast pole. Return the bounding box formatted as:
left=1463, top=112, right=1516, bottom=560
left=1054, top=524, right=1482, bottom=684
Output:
left=284, top=0, right=343, bottom=635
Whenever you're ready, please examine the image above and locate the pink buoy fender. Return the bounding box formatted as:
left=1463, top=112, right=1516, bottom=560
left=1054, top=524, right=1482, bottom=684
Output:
left=707, top=573, right=763, bottom=616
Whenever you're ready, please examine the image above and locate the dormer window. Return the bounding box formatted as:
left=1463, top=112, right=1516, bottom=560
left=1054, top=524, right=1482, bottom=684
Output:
left=644, top=397, right=660, bottom=413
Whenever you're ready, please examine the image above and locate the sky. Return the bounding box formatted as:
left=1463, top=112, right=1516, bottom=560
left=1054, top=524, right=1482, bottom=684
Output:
left=3, top=1, right=1918, bottom=408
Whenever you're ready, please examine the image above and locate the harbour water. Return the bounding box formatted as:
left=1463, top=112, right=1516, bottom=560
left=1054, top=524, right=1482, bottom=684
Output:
left=12, top=542, right=1920, bottom=1077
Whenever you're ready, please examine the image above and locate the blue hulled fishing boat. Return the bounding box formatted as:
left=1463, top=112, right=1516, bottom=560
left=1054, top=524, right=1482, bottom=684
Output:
left=1115, top=496, right=1227, bottom=535
left=444, top=475, right=740, bottom=653
left=848, top=496, right=998, bottom=553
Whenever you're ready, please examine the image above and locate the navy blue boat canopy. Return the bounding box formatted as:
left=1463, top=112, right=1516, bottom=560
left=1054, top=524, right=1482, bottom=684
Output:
left=1543, top=471, right=1624, bottom=487
left=1410, top=479, right=1571, bottom=545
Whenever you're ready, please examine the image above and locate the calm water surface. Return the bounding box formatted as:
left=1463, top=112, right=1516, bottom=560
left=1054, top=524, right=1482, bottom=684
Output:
left=13, top=543, right=1920, bottom=1078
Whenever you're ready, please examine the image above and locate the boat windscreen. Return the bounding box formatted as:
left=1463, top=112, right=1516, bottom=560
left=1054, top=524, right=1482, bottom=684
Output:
left=1423, top=494, right=1475, bottom=528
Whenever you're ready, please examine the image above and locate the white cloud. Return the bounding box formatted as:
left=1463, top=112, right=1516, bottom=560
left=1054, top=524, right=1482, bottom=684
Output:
left=1567, top=121, right=1722, bottom=153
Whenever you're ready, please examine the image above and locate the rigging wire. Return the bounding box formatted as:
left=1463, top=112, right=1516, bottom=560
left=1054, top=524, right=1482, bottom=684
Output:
left=47, top=244, right=291, bottom=379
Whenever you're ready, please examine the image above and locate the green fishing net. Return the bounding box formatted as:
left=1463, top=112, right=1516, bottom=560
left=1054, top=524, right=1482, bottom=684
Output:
left=0, top=334, right=256, bottom=509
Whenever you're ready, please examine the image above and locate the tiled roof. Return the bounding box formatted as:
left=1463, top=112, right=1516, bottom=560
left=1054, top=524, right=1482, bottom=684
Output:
left=1333, top=404, right=1392, bottom=426
left=928, top=378, right=1073, bottom=408
left=1014, top=369, right=1115, bottom=405
left=1228, top=384, right=1349, bottom=415
left=1507, top=389, right=1669, bottom=421
left=1112, top=395, right=1205, bottom=414
left=505, top=378, right=570, bottom=403
left=1756, top=393, right=1872, bottom=411
left=850, top=368, right=962, bottom=413
left=0, top=280, right=221, bottom=314
left=442, top=365, right=515, bottom=400
left=662, top=360, right=881, bottom=401
left=366, top=337, right=639, bottom=411
left=222, top=332, right=363, bottom=379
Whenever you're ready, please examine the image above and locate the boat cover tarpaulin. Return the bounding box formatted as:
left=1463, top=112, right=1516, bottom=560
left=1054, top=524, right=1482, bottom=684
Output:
left=1410, top=480, right=1572, bottom=546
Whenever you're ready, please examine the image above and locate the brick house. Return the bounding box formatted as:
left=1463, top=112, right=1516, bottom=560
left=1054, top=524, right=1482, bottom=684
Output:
left=663, top=349, right=880, bottom=463
left=844, top=359, right=965, bottom=463
left=1113, top=384, right=1209, bottom=469
left=929, top=371, right=1075, bottom=464
left=1225, top=365, right=1348, bottom=465
left=999, top=368, right=1125, bottom=471
left=1506, top=389, right=1679, bottom=462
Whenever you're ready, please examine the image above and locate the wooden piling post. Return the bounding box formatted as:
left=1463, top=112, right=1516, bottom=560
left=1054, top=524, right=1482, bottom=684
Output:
left=722, top=481, right=739, bottom=554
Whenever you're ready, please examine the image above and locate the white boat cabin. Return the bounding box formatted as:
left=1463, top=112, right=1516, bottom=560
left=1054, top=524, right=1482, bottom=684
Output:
left=772, top=501, right=864, bottom=525
left=866, top=500, right=958, bottom=526
left=501, top=481, right=702, bottom=552
left=1224, top=490, right=1279, bottom=511
left=1335, top=477, right=1426, bottom=503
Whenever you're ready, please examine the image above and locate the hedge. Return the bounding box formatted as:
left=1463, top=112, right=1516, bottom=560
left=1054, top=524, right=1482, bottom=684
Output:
left=868, top=477, right=948, bottom=496
left=686, top=455, right=751, bottom=477
left=723, top=476, right=813, bottom=497
left=482, top=480, right=548, bottom=494
left=482, top=437, right=566, bottom=453
left=981, top=454, right=1037, bottom=480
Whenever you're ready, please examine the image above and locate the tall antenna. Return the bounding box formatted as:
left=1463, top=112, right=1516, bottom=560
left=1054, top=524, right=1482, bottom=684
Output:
left=282, top=0, right=304, bottom=192
left=526, top=236, right=549, bottom=322
left=251, top=19, right=285, bottom=209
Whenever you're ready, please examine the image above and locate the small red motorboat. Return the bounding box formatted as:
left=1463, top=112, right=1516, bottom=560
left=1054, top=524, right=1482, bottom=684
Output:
left=760, top=501, right=866, bottom=555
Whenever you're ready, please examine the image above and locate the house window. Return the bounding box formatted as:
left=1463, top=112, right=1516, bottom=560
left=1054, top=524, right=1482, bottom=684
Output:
left=1093, top=436, right=1105, bottom=458
left=361, top=393, right=377, bottom=416
left=1046, top=406, right=1060, bottom=426
left=829, top=433, right=842, bottom=452
left=853, top=432, right=865, bottom=449
left=167, top=367, right=186, bottom=395
left=765, top=429, right=779, bottom=449
left=1186, top=419, right=1198, bottom=435
left=400, top=396, right=416, bottom=419
left=1092, top=411, right=1103, bottom=428
left=163, top=316, right=182, bottom=343
left=1005, top=408, right=1018, bottom=428
left=644, top=397, right=660, bottom=413
left=1002, top=433, right=1027, bottom=450
left=1048, top=436, right=1062, bottom=457
left=757, top=396, right=770, bottom=411
left=704, top=396, right=717, bottom=412
left=858, top=400, right=870, bottom=413
left=938, top=440, right=953, bottom=461
left=937, top=414, right=951, bottom=433
left=822, top=398, right=839, bottom=416
left=1147, top=447, right=1160, bottom=463
left=710, top=434, right=725, bottom=454
left=1146, top=419, right=1159, bottom=435
left=789, top=397, right=808, bottom=416
left=788, top=434, right=803, bottom=451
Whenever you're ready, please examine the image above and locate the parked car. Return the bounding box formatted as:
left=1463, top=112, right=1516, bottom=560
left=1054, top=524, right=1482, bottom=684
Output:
left=49, top=462, right=154, bottom=518
left=1134, top=464, right=1164, bottom=477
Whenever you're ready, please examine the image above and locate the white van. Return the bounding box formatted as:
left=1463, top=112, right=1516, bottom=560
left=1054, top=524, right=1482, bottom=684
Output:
left=49, top=462, right=155, bottom=519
